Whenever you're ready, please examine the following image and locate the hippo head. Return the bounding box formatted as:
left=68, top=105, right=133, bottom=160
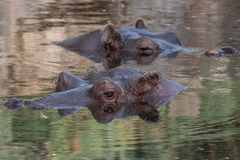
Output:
left=57, top=19, right=181, bottom=68
left=101, top=19, right=160, bottom=67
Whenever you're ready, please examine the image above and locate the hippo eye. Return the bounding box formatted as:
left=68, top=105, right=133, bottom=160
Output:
left=104, top=91, right=115, bottom=99
left=138, top=47, right=154, bottom=56
left=139, top=47, right=151, bottom=51
left=103, top=105, right=115, bottom=113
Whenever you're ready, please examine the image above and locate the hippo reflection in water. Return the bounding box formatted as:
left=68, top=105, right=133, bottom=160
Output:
left=4, top=67, right=186, bottom=123
left=56, top=19, right=237, bottom=68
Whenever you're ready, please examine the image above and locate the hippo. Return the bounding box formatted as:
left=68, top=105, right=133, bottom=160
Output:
left=56, top=19, right=190, bottom=68
left=56, top=19, right=237, bottom=68
left=4, top=67, right=186, bottom=123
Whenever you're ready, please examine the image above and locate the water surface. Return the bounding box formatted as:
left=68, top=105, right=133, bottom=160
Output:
left=0, top=0, right=240, bottom=159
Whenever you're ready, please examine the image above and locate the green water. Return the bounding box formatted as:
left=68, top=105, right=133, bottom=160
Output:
left=0, top=0, right=240, bottom=159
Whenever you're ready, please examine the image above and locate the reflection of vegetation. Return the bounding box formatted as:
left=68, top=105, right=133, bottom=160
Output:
left=1, top=78, right=240, bottom=160
left=1, top=79, right=240, bottom=160
left=200, top=79, right=237, bottom=120
left=167, top=79, right=240, bottom=160
left=0, top=106, right=14, bottom=159
left=11, top=110, right=52, bottom=142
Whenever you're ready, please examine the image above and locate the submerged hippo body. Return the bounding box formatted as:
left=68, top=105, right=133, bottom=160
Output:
left=57, top=19, right=186, bottom=68
left=5, top=67, right=186, bottom=123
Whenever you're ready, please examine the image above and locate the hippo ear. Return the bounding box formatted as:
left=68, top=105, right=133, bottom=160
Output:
left=101, top=24, right=122, bottom=51
left=135, top=19, right=147, bottom=29
left=132, top=72, right=161, bottom=96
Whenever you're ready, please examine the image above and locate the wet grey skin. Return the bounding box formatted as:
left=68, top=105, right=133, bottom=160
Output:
left=56, top=19, right=197, bottom=68
left=56, top=19, right=237, bottom=68
left=4, top=67, right=187, bottom=123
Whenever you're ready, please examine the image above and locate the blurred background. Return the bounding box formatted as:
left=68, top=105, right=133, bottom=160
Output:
left=0, top=0, right=240, bottom=159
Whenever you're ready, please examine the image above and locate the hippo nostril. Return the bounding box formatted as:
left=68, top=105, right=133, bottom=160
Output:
left=103, top=106, right=115, bottom=113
